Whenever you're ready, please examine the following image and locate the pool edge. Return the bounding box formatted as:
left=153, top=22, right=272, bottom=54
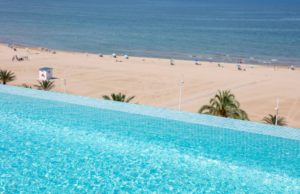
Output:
left=1, top=85, right=299, bottom=141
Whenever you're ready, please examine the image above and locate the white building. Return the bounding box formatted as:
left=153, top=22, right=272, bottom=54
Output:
left=39, top=67, right=53, bottom=81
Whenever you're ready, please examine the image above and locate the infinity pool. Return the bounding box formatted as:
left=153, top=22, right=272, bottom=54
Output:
left=0, top=86, right=299, bottom=193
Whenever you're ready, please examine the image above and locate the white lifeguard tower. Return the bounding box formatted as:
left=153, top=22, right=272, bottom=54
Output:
left=39, top=67, right=53, bottom=81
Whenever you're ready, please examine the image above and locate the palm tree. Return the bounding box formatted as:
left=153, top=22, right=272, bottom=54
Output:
left=102, top=92, right=135, bottom=103
left=263, top=114, right=287, bottom=126
left=34, top=80, right=55, bottom=91
left=199, top=90, right=249, bottom=120
left=0, top=70, right=16, bottom=85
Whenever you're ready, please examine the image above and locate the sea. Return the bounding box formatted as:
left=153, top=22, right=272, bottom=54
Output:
left=0, top=0, right=300, bottom=65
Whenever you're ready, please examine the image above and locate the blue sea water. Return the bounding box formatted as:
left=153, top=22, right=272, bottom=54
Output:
left=0, top=0, right=300, bottom=64
left=0, top=86, right=299, bottom=193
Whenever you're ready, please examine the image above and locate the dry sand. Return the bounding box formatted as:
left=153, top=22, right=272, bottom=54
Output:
left=0, top=43, right=299, bottom=128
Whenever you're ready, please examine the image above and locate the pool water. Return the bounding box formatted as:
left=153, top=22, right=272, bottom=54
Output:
left=0, top=86, right=299, bottom=193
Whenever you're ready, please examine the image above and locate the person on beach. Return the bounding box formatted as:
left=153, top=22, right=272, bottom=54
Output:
left=170, top=59, right=174, bottom=65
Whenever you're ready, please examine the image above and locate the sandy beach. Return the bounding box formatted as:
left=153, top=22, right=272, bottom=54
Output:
left=0, top=43, right=299, bottom=128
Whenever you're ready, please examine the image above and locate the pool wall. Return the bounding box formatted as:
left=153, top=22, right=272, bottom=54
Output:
left=0, top=85, right=299, bottom=140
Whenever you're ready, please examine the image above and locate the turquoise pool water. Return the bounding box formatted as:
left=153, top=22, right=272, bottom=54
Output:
left=0, top=86, right=299, bottom=193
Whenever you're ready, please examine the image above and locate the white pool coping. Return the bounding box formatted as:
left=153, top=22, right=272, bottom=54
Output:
left=1, top=85, right=299, bottom=141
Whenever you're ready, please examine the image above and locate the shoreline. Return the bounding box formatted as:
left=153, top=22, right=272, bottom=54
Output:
left=1, top=40, right=299, bottom=67
left=3, top=42, right=289, bottom=69
left=0, top=42, right=299, bottom=128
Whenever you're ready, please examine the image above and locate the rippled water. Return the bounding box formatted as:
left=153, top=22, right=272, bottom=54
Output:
left=0, top=90, right=299, bottom=193
left=0, top=0, right=300, bottom=65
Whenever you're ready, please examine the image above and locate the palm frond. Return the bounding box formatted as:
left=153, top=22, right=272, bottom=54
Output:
left=125, top=96, right=135, bottom=103
left=263, top=114, right=287, bottom=126
left=198, top=90, right=249, bottom=120
left=0, top=69, right=16, bottom=85
left=102, top=95, right=111, bottom=100
left=34, top=80, right=55, bottom=91
left=102, top=92, right=135, bottom=103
